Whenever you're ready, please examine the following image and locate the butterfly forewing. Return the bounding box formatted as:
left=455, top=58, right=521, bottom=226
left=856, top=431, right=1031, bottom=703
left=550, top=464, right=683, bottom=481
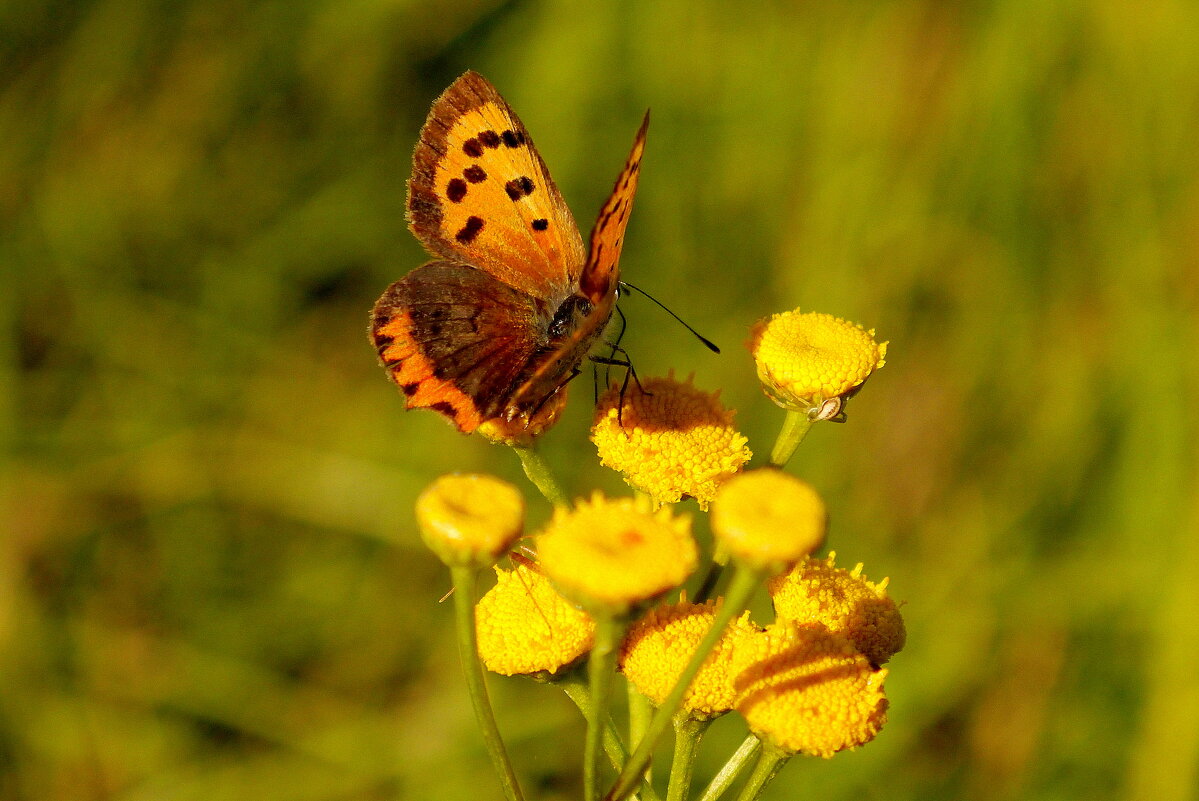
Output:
left=407, top=72, right=586, bottom=302
left=509, top=113, right=650, bottom=409
left=579, top=111, right=650, bottom=306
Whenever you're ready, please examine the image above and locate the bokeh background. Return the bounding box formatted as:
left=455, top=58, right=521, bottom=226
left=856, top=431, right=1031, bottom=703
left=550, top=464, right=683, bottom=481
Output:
left=5, top=1, right=1198, bottom=799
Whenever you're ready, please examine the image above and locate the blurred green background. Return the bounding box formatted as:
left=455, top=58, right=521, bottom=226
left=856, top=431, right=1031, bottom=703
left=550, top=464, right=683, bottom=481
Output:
left=4, top=0, right=1198, bottom=799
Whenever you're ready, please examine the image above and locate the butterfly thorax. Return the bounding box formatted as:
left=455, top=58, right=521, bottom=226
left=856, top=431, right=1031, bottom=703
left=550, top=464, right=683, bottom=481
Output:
left=500, top=292, right=612, bottom=421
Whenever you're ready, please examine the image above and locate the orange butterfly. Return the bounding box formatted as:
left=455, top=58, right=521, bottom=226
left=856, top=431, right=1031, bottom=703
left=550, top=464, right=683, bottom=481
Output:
left=370, top=71, right=647, bottom=435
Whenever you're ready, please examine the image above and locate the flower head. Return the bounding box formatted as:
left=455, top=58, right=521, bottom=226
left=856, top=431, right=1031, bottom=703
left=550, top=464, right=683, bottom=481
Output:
left=415, top=474, right=524, bottom=568
left=710, top=469, right=827, bottom=573
left=475, top=559, right=596, bottom=676
left=479, top=388, right=569, bottom=447
left=748, top=310, right=886, bottom=415
left=591, top=373, right=751, bottom=510
left=536, top=493, right=697, bottom=615
left=733, top=623, right=888, bottom=757
left=768, top=553, right=906, bottom=665
left=620, top=599, right=760, bottom=720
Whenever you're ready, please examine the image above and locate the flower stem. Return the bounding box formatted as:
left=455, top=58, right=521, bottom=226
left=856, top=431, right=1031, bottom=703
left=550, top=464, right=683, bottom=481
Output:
left=586, top=616, right=624, bottom=801
left=557, top=672, right=663, bottom=801
left=666, top=715, right=709, bottom=801
left=692, top=562, right=724, bottom=604
left=628, top=682, right=652, bottom=778
left=696, top=735, right=760, bottom=801
left=512, top=445, right=570, bottom=507
left=449, top=565, right=525, bottom=801
left=731, top=743, right=789, bottom=801
left=769, top=409, right=813, bottom=467
left=606, top=565, right=765, bottom=801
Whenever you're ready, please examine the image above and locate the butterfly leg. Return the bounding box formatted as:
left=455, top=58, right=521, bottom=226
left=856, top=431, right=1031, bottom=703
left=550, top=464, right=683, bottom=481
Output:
left=602, top=304, right=630, bottom=392
left=589, top=346, right=648, bottom=429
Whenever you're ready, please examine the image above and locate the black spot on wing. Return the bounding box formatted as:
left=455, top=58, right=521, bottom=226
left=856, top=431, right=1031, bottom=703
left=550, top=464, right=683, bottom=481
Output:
left=504, top=176, right=536, bottom=201
left=463, top=165, right=487, bottom=183
left=430, top=401, right=459, bottom=418
left=532, top=218, right=548, bottom=231
left=447, top=178, right=467, bottom=203
left=478, top=130, right=501, bottom=148
left=501, top=130, right=523, bottom=147
left=455, top=216, right=485, bottom=243
left=463, top=138, right=483, bottom=158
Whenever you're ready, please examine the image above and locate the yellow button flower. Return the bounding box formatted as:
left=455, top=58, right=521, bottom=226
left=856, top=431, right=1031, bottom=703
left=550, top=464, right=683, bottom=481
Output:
left=710, top=469, right=827, bottom=573
left=619, top=599, right=760, bottom=720
left=591, top=373, right=751, bottom=511
left=415, top=474, right=524, bottom=568
left=748, top=309, right=886, bottom=413
left=478, top=387, right=569, bottom=447
left=733, top=623, right=888, bottom=758
left=536, top=493, right=697, bottom=614
left=475, top=559, right=596, bottom=676
left=768, top=553, right=906, bottom=665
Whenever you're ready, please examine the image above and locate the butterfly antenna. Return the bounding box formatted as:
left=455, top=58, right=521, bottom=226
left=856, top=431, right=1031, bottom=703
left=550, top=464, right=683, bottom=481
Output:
left=618, top=281, right=720, bottom=353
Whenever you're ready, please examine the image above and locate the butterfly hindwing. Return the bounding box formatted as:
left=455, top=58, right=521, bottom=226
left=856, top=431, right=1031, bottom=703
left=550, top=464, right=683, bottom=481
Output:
left=407, top=72, right=586, bottom=302
left=371, top=261, right=546, bottom=432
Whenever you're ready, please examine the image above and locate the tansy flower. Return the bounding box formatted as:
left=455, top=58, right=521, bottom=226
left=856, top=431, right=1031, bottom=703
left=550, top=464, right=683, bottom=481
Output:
left=479, top=388, right=569, bottom=447
left=591, top=373, right=751, bottom=510
left=768, top=553, right=906, bottom=665
left=710, top=469, right=827, bottom=573
left=733, top=622, right=888, bottom=758
left=620, top=599, right=761, bottom=720
left=748, top=309, right=886, bottom=416
left=536, top=493, right=697, bottom=615
left=415, top=474, right=524, bottom=568
left=475, top=559, right=596, bottom=676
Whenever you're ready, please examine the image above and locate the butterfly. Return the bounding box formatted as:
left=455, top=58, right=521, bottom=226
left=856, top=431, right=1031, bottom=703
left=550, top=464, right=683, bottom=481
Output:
left=370, top=71, right=648, bottom=435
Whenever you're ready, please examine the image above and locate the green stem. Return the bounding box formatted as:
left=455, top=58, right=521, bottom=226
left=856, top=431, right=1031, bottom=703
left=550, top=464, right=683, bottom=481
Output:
left=692, top=562, right=724, bottom=604
left=769, top=409, right=813, bottom=467
left=666, top=715, right=710, bottom=801
left=696, top=736, right=760, bottom=801
left=557, top=673, right=663, bottom=801
left=512, top=445, right=570, bottom=507
left=606, top=566, right=765, bottom=801
left=449, top=565, right=525, bottom=801
left=731, top=743, right=789, bottom=801
left=628, top=682, right=652, bottom=779
left=586, top=616, right=623, bottom=801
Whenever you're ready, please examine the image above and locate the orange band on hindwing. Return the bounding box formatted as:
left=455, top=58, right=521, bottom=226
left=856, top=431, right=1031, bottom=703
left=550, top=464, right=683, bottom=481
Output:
left=371, top=307, right=485, bottom=433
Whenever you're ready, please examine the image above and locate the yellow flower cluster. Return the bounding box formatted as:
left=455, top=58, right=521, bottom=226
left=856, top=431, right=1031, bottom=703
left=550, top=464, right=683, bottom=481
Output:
left=407, top=300, right=902, bottom=789
left=476, top=559, right=595, bottom=676
left=732, top=623, right=888, bottom=757
left=591, top=373, right=751, bottom=510
left=415, top=474, right=524, bottom=568
left=769, top=553, right=906, bottom=665
left=711, top=469, right=827, bottom=572
left=748, top=309, right=887, bottom=414
left=619, top=599, right=760, bottom=720
left=537, top=493, right=697, bottom=614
